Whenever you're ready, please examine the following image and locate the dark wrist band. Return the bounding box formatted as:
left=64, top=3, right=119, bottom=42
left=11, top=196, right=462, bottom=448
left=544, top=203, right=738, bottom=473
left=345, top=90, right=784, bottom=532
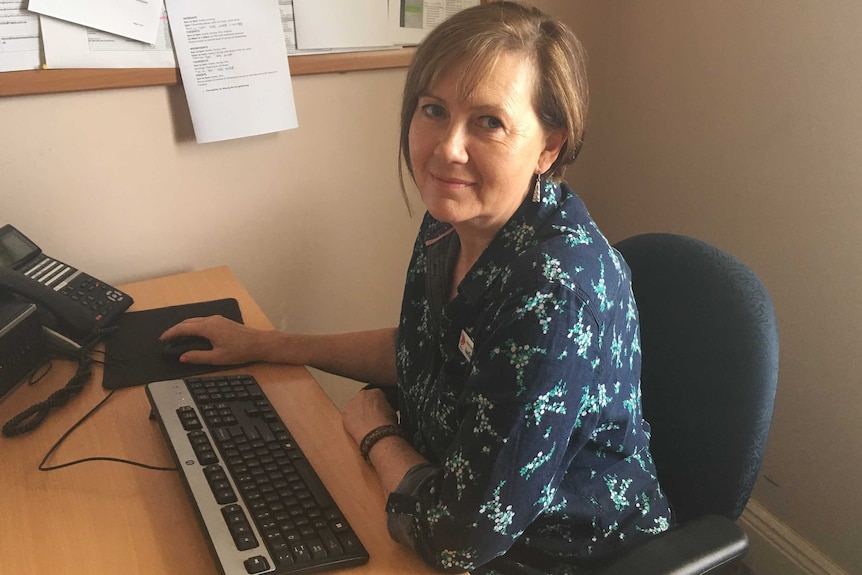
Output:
left=359, top=424, right=402, bottom=463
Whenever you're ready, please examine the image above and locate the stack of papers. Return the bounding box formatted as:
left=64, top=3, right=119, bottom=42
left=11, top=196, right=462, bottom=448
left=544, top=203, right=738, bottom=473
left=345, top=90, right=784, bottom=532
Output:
left=0, top=0, right=478, bottom=143
left=2, top=0, right=479, bottom=73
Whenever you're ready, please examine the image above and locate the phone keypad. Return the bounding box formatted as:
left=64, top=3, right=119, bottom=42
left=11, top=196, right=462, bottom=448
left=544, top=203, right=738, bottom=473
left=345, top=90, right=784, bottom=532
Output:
left=59, top=276, right=129, bottom=323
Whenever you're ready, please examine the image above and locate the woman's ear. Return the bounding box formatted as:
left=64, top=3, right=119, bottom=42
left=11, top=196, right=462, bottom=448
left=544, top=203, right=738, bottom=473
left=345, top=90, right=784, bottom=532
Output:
left=538, top=131, right=567, bottom=174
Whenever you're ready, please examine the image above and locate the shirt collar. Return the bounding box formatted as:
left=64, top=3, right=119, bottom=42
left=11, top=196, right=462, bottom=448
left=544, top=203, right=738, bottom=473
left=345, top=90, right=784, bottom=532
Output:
left=422, top=181, right=566, bottom=305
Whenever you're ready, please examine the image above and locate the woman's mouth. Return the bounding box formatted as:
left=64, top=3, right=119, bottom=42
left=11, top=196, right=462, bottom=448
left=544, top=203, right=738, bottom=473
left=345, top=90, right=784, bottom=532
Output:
left=431, top=173, right=473, bottom=187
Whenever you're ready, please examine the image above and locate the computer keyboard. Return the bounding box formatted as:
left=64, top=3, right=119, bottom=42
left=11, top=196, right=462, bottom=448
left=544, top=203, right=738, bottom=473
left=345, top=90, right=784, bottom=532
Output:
left=146, top=374, right=369, bottom=575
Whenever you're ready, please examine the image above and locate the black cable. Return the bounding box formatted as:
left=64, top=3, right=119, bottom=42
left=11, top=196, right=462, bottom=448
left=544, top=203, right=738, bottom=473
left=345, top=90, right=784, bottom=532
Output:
left=2, top=326, right=116, bottom=437
left=27, top=357, right=53, bottom=386
left=2, top=326, right=177, bottom=470
left=38, top=387, right=176, bottom=472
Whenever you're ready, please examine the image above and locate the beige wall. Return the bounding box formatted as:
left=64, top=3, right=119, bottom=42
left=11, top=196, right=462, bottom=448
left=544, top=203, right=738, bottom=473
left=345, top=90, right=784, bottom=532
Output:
left=563, top=1, right=862, bottom=573
left=0, top=69, right=419, bottom=405
left=2, top=0, right=860, bottom=572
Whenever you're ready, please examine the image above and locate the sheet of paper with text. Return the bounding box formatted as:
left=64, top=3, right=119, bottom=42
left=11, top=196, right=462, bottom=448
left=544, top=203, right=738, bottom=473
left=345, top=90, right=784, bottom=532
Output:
left=40, top=4, right=176, bottom=69
left=165, top=0, right=298, bottom=144
left=27, top=0, right=163, bottom=44
left=0, top=1, right=41, bottom=71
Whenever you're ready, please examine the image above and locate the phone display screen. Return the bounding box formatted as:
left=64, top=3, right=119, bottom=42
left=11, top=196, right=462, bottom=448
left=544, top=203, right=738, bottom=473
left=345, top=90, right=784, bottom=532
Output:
left=0, top=226, right=40, bottom=269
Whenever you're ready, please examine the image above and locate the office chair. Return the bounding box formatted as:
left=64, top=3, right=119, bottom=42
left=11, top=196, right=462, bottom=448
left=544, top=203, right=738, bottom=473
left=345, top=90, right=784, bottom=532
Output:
left=596, top=233, right=779, bottom=575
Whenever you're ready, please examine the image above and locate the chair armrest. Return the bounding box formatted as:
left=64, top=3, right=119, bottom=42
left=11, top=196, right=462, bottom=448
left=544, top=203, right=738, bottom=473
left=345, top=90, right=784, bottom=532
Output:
left=593, top=515, right=749, bottom=575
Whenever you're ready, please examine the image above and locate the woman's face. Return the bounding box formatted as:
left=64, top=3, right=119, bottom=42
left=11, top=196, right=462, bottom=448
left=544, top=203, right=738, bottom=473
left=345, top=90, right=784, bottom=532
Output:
left=408, top=52, right=564, bottom=237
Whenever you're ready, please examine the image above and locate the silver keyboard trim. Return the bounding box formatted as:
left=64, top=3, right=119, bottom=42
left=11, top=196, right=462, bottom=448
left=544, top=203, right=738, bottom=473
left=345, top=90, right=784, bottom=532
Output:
left=148, top=379, right=275, bottom=575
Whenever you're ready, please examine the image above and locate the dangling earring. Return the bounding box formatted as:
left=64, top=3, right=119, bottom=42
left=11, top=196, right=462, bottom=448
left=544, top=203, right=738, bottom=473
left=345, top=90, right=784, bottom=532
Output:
left=532, top=173, right=542, bottom=203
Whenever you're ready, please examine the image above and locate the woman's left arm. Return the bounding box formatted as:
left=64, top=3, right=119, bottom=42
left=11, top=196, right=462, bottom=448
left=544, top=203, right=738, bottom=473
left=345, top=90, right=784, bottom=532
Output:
left=341, top=388, right=429, bottom=493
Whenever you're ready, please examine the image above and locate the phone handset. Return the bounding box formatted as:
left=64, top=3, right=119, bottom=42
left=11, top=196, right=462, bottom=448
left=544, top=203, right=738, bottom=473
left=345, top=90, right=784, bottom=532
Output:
left=0, top=266, right=96, bottom=343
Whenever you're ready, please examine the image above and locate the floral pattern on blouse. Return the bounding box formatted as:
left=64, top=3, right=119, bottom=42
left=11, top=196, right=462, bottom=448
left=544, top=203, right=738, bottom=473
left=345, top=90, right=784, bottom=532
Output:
left=388, top=181, right=672, bottom=574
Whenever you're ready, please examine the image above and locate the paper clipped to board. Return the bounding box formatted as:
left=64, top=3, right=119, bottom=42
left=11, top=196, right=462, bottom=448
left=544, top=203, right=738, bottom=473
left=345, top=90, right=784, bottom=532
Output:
left=0, top=2, right=40, bottom=72
left=165, top=0, right=299, bottom=144
left=390, top=0, right=480, bottom=45
left=39, top=8, right=177, bottom=69
left=293, top=0, right=389, bottom=51
left=27, top=0, right=163, bottom=45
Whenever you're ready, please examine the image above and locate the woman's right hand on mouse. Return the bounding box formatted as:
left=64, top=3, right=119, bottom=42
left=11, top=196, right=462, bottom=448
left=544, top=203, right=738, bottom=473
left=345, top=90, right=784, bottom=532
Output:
left=160, top=315, right=267, bottom=365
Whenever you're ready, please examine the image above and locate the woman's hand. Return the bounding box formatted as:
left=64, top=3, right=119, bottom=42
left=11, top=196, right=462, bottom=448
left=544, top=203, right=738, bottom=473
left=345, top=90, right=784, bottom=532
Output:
left=342, top=388, right=428, bottom=494
left=341, top=388, right=398, bottom=447
left=160, top=315, right=266, bottom=365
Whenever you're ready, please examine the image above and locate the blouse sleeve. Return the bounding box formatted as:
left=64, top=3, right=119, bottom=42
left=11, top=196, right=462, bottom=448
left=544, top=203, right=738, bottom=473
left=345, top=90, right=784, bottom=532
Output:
left=386, top=279, right=616, bottom=572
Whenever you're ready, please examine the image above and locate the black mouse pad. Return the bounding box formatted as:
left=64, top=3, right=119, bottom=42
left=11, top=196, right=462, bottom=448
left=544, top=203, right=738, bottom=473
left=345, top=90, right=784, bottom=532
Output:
left=101, top=298, right=245, bottom=390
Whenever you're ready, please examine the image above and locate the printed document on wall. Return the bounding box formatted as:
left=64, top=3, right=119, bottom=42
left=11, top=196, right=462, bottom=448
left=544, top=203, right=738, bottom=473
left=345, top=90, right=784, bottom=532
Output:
left=28, top=0, right=163, bottom=44
left=40, top=5, right=176, bottom=69
left=389, top=0, right=479, bottom=45
left=293, top=0, right=389, bottom=51
left=165, top=0, right=298, bottom=144
left=0, top=1, right=41, bottom=71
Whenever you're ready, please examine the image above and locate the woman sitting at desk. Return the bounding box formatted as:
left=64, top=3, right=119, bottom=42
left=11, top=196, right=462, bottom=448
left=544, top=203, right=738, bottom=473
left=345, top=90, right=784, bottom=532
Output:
left=162, top=2, right=672, bottom=573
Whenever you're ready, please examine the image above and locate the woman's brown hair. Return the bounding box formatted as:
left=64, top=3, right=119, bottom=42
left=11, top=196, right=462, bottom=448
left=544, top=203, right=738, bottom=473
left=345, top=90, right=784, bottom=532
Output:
left=398, top=1, right=589, bottom=192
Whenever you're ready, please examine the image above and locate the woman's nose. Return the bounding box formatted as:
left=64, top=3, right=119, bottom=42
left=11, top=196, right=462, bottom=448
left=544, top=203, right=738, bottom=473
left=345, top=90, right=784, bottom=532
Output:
left=435, top=124, right=469, bottom=164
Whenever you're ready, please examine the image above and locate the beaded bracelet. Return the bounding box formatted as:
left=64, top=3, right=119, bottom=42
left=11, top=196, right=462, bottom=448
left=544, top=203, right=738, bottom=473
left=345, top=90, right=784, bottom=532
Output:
left=359, top=424, right=402, bottom=463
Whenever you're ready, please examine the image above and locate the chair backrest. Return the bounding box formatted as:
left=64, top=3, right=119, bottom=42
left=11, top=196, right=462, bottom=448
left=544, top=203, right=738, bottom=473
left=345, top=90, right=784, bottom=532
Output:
left=614, top=233, right=779, bottom=524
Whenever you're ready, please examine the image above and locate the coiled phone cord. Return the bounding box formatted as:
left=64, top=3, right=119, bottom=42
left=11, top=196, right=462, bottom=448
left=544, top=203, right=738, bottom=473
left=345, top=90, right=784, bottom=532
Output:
left=2, top=326, right=117, bottom=438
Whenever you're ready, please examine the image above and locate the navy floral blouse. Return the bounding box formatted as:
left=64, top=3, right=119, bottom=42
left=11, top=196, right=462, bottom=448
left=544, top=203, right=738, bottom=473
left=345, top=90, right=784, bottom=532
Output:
left=387, top=181, right=672, bottom=574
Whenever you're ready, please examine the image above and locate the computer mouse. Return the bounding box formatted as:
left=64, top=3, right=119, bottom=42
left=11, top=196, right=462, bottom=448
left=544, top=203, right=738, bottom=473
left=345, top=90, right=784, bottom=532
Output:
left=161, top=335, right=213, bottom=360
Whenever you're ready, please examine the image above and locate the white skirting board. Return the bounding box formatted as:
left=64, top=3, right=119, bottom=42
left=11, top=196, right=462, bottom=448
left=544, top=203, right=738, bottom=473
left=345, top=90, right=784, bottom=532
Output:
left=740, top=499, right=850, bottom=575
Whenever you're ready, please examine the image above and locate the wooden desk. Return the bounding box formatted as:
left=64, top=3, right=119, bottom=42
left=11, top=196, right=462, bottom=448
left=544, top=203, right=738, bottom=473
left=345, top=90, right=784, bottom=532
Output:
left=0, top=266, right=434, bottom=574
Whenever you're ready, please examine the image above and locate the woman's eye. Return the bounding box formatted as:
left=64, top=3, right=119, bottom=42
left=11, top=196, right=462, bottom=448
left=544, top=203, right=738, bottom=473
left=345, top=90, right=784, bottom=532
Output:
left=478, top=116, right=503, bottom=130
left=421, top=104, right=446, bottom=119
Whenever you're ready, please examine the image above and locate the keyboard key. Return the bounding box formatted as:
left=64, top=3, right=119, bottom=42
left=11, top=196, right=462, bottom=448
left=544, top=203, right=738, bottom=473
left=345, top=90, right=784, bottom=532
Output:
left=291, top=542, right=312, bottom=563
left=273, top=549, right=295, bottom=567
left=244, top=555, right=270, bottom=574
left=188, top=431, right=219, bottom=465
left=176, top=406, right=202, bottom=430
left=319, top=528, right=344, bottom=556
left=235, top=533, right=259, bottom=552
left=203, top=465, right=237, bottom=504
left=308, top=540, right=328, bottom=560
left=338, top=532, right=362, bottom=554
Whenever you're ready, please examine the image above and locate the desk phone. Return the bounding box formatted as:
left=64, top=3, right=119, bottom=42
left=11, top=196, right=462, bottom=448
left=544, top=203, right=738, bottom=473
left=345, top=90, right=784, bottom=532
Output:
left=0, top=224, right=133, bottom=348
